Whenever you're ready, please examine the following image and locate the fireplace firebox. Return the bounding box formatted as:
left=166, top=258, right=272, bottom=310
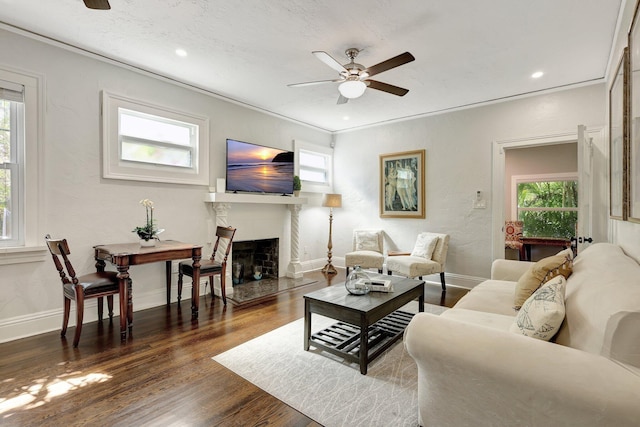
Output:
left=231, top=238, right=279, bottom=285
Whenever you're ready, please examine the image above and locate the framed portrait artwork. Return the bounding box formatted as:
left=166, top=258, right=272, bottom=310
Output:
left=629, top=4, right=640, bottom=222
left=379, top=149, right=425, bottom=218
left=609, top=47, right=629, bottom=220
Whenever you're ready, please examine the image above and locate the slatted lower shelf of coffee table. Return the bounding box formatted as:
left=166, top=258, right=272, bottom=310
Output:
left=309, top=310, right=415, bottom=362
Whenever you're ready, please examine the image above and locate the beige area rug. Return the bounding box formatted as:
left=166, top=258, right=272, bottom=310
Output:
left=213, top=302, right=447, bottom=427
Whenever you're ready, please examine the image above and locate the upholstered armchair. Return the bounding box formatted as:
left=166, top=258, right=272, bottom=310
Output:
left=386, top=232, right=449, bottom=290
left=344, top=229, right=384, bottom=276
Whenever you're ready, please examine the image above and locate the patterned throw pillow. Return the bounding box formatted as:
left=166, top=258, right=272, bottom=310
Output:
left=510, top=275, right=566, bottom=341
left=514, top=254, right=572, bottom=310
left=410, top=233, right=439, bottom=259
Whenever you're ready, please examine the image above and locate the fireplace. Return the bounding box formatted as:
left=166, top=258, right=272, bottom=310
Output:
left=231, top=238, right=279, bottom=285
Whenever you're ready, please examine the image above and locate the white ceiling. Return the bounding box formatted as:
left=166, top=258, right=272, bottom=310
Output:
left=0, top=0, right=623, bottom=132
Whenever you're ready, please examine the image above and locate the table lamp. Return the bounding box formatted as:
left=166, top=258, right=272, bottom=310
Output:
left=321, top=193, right=342, bottom=275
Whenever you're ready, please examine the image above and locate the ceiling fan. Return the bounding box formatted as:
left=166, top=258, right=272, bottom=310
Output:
left=83, top=0, right=111, bottom=10
left=288, top=48, right=415, bottom=104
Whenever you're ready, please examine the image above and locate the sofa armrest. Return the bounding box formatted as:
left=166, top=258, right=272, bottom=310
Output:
left=490, top=258, right=534, bottom=281
left=404, top=313, right=640, bottom=427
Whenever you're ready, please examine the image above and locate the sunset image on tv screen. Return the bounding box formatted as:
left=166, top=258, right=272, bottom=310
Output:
left=226, top=139, right=294, bottom=194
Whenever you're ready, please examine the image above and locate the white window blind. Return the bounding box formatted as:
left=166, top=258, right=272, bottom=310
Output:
left=0, top=79, right=24, bottom=102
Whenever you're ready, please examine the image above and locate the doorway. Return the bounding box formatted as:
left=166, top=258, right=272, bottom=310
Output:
left=491, top=127, right=600, bottom=261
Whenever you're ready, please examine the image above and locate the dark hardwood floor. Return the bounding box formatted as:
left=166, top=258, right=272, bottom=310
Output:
left=0, top=269, right=467, bottom=426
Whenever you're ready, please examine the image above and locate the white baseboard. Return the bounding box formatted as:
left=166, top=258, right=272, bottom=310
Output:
left=0, top=281, right=201, bottom=344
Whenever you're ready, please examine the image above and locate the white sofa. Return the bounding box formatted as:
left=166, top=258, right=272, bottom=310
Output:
left=404, top=243, right=640, bottom=426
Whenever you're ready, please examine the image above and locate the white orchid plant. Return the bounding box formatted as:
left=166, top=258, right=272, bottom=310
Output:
left=132, top=199, right=160, bottom=241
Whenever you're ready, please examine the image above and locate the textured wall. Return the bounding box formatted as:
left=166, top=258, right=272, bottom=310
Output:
left=325, top=84, right=606, bottom=282
left=0, top=29, right=330, bottom=341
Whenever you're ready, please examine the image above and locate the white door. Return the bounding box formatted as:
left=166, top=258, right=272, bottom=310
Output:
left=576, top=124, right=594, bottom=253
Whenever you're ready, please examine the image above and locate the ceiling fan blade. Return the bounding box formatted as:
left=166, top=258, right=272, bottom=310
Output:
left=288, top=79, right=343, bottom=87
left=83, top=0, right=111, bottom=9
left=363, top=52, right=415, bottom=78
left=337, top=95, right=348, bottom=105
left=313, top=51, right=348, bottom=73
left=366, top=80, right=409, bottom=96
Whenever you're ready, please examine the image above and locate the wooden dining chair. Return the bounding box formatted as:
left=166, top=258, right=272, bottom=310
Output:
left=178, top=226, right=236, bottom=305
left=45, top=234, right=120, bottom=347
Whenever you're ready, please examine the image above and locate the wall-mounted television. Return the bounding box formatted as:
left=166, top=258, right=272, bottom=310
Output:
left=226, top=138, right=294, bottom=195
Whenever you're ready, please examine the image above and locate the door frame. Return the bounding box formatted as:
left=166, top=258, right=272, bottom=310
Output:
left=491, top=128, right=600, bottom=261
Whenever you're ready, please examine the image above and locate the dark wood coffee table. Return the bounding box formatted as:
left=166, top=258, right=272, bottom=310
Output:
left=303, top=275, right=424, bottom=374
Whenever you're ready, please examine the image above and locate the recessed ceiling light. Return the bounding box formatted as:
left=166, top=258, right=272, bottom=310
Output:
left=175, top=49, right=188, bottom=57
left=343, top=116, right=350, bottom=120
left=531, top=71, right=544, bottom=79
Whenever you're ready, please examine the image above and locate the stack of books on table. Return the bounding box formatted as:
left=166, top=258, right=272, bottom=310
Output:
left=356, top=278, right=394, bottom=292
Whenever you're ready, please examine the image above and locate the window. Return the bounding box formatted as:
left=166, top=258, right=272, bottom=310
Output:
left=0, top=69, right=45, bottom=262
left=0, top=86, right=22, bottom=246
left=102, top=92, right=209, bottom=185
left=513, top=173, right=578, bottom=238
left=294, top=140, right=333, bottom=193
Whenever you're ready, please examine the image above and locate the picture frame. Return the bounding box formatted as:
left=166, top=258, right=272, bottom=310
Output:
left=628, top=3, right=640, bottom=222
left=379, top=149, right=425, bottom=218
left=609, top=47, right=629, bottom=220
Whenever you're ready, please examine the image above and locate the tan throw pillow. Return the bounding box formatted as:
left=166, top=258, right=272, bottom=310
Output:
left=510, top=275, right=566, bottom=341
left=514, top=254, right=572, bottom=310
left=555, top=247, right=574, bottom=260
left=411, top=233, right=439, bottom=259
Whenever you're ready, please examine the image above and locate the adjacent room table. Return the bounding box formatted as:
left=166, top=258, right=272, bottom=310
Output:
left=94, top=240, right=202, bottom=341
left=304, top=275, right=424, bottom=374
left=521, top=236, right=572, bottom=261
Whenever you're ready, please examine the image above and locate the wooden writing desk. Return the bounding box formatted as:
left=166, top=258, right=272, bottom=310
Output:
left=94, top=240, right=202, bottom=340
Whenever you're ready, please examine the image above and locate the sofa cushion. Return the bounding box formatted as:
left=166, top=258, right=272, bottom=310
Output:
left=441, top=308, right=515, bottom=331
left=514, top=254, right=572, bottom=310
left=510, top=275, right=566, bottom=341
left=411, top=233, right=439, bottom=259
left=555, top=243, right=640, bottom=368
left=453, top=280, right=518, bottom=317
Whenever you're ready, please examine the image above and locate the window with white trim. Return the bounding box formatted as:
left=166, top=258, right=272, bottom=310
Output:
left=0, top=69, right=44, bottom=262
left=512, top=173, right=578, bottom=238
left=294, top=140, right=333, bottom=193
left=0, top=82, right=23, bottom=246
left=102, top=92, right=209, bottom=185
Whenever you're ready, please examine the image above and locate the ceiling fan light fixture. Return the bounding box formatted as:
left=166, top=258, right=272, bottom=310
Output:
left=338, top=79, right=366, bottom=99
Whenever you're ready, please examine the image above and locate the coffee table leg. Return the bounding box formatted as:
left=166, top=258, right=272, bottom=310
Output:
left=359, top=314, right=368, bottom=375
left=304, top=299, right=311, bottom=351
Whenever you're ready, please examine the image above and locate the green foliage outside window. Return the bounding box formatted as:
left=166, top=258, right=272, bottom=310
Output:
left=517, top=181, right=578, bottom=238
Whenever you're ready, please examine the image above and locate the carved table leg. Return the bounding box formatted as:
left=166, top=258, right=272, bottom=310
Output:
left=191, top=247, right=202, bottom=319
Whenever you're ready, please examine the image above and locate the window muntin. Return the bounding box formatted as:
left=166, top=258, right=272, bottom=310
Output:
left=516, top=179, right=578, bottom=238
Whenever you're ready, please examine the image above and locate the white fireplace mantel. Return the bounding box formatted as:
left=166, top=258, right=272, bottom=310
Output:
left=204, top=192, right=307, bottom=205
left=204, top=192, right=307, bottom=291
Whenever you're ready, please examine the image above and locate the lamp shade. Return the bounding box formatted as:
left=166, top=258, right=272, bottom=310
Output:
left=322, top=193, right=342, bottom=208
left=338, top=80, right=366, bottom=99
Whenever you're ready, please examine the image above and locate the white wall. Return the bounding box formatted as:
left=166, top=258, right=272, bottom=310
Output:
left=606, top=0, right=640, bottom=260
left=319, top=84, right=606, bottom=286
left=0, top=29, right=330, bottom=342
